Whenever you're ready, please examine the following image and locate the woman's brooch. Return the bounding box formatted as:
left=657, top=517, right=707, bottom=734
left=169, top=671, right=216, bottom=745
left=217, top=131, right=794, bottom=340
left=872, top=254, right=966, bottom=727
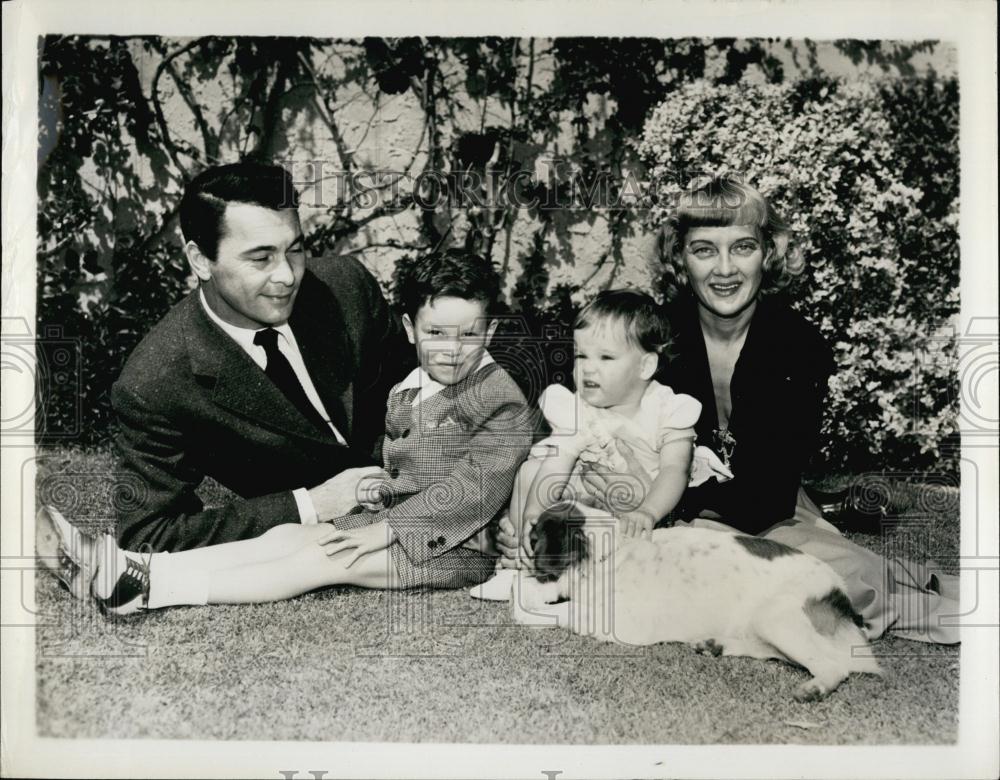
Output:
left=713, top=427, right=737, bottom=468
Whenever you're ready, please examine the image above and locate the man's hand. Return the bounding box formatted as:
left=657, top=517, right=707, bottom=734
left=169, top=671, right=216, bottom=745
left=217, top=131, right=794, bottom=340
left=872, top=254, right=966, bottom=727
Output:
left=318, top=521, right=395, bottom=567
left=580, top=440, right=654, bottom=513
left=356, top=470, right=390, bottom=510
left=616, top=507, right=657, bottom=539
left=308, top=466, right=387, bottom=521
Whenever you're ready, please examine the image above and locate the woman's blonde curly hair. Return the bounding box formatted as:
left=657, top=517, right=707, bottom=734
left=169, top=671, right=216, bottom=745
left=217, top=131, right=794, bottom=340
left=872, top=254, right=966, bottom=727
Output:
left=660, top=177, right=805, bottom=298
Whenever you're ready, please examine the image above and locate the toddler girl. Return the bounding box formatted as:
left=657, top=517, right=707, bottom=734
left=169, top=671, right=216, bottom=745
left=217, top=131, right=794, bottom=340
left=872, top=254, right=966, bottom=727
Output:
left=473, top=289, right=731, bottom=599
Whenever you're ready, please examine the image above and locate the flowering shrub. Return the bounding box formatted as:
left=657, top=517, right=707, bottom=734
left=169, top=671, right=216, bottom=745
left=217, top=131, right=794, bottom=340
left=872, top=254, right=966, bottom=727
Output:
left=637, top=77, right=959, bottom=473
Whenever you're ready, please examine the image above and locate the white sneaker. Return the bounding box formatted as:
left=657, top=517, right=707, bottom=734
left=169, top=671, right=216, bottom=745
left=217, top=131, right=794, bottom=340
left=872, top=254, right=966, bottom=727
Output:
left=35, top=505, right=100, bottom=601
left=469, top=568, right=517, bottom=601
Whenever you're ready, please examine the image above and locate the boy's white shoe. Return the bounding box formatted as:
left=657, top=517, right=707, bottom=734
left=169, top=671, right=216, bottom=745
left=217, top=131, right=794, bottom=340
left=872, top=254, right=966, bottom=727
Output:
left=469, top=568, right=517, bottom=601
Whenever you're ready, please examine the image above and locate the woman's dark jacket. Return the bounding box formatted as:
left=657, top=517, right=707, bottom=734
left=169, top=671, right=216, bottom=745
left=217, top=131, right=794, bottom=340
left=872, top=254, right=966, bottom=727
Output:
left=660, top=293, right=835, bottom=534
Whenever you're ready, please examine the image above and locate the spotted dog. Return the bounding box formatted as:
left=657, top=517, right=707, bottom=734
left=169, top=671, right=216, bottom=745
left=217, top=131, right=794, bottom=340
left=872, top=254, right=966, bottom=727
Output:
left=511, top=501, right=881, bottom=701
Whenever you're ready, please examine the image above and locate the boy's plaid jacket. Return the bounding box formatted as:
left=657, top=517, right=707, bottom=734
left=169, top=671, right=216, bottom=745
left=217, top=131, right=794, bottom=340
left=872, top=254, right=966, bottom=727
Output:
left=333, top=358, right=535, bottom=587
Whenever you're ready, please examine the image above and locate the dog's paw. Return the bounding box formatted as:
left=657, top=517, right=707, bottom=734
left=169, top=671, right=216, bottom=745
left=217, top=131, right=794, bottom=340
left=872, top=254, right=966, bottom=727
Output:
left=516, top=577, right=561, bottom=610
left=792, top=678, right=830, bottom=703
left=693, top=639, right=724, bottom=657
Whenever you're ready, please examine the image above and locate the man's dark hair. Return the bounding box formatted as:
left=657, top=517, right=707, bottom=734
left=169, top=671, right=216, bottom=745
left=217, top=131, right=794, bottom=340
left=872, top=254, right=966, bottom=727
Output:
left=574, top=288, right=672, bottom=355
left=395, top=248, right=502, bottom=320
left=179, top=162, right=300, bottom=260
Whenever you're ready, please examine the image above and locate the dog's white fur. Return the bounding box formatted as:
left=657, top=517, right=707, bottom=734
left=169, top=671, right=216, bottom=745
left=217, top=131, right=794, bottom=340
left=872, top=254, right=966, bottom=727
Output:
left=511, top=503, right=881, bottom=701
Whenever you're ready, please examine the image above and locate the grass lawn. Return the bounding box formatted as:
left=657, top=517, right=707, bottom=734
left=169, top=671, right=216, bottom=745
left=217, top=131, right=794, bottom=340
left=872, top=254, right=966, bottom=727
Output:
left=33, top=448, right=960, bottom=744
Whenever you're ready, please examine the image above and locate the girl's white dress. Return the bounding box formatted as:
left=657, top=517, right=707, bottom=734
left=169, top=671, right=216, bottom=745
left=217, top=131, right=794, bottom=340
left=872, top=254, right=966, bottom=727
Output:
left=533, top=381, right=731, bottom=493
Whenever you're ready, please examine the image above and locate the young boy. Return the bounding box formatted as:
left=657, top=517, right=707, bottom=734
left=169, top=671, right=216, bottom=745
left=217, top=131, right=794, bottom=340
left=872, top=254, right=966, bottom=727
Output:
left=42, top=249, right=534, bottom=613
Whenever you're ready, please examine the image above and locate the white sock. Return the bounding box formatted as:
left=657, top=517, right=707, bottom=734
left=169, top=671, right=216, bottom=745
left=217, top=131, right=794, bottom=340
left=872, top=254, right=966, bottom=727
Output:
left=147, top=552, right=210, bottom=608
left=469, top=568, right=517, bottom=601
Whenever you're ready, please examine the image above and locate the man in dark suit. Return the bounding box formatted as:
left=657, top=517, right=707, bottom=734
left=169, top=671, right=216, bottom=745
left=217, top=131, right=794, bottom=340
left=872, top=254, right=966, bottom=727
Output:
left=62, top=162, right=413, bottom=562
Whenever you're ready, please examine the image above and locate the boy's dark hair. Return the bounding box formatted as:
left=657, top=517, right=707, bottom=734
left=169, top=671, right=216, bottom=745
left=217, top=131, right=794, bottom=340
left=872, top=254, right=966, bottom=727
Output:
left=395, top=248, right=502, bottom=320
left=574, top=289, right=672, bottom=355
left=179, top=162, right=300, bottom=260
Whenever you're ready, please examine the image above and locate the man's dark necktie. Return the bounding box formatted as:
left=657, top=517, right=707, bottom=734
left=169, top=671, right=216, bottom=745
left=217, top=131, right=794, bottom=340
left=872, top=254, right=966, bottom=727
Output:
left=253, top=327, right=331, bottom=435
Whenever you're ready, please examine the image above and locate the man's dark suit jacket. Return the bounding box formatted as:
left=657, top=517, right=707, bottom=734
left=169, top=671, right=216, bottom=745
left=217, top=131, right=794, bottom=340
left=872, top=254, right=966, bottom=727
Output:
left=112, top=257, right=413, bottom=552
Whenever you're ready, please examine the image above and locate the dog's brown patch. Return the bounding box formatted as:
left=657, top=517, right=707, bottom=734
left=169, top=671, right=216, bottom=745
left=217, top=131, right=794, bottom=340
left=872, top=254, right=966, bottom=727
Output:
left=733, top=535, right=801, bottom=560
left=803, top=588, right=865, bottom=636
left=530, top=502, right=591, bottom=582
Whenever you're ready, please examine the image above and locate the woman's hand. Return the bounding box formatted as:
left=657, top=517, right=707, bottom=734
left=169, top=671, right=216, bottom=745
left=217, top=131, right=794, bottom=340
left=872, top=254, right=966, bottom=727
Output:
left=580, top=440, right=654, bottom=513
left=319, top=522, right=395, bottom=568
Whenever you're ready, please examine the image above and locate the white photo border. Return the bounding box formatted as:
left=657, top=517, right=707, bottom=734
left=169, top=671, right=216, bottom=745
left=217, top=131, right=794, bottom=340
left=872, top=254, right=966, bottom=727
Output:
left=2, top=1, right=997, bottom=778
